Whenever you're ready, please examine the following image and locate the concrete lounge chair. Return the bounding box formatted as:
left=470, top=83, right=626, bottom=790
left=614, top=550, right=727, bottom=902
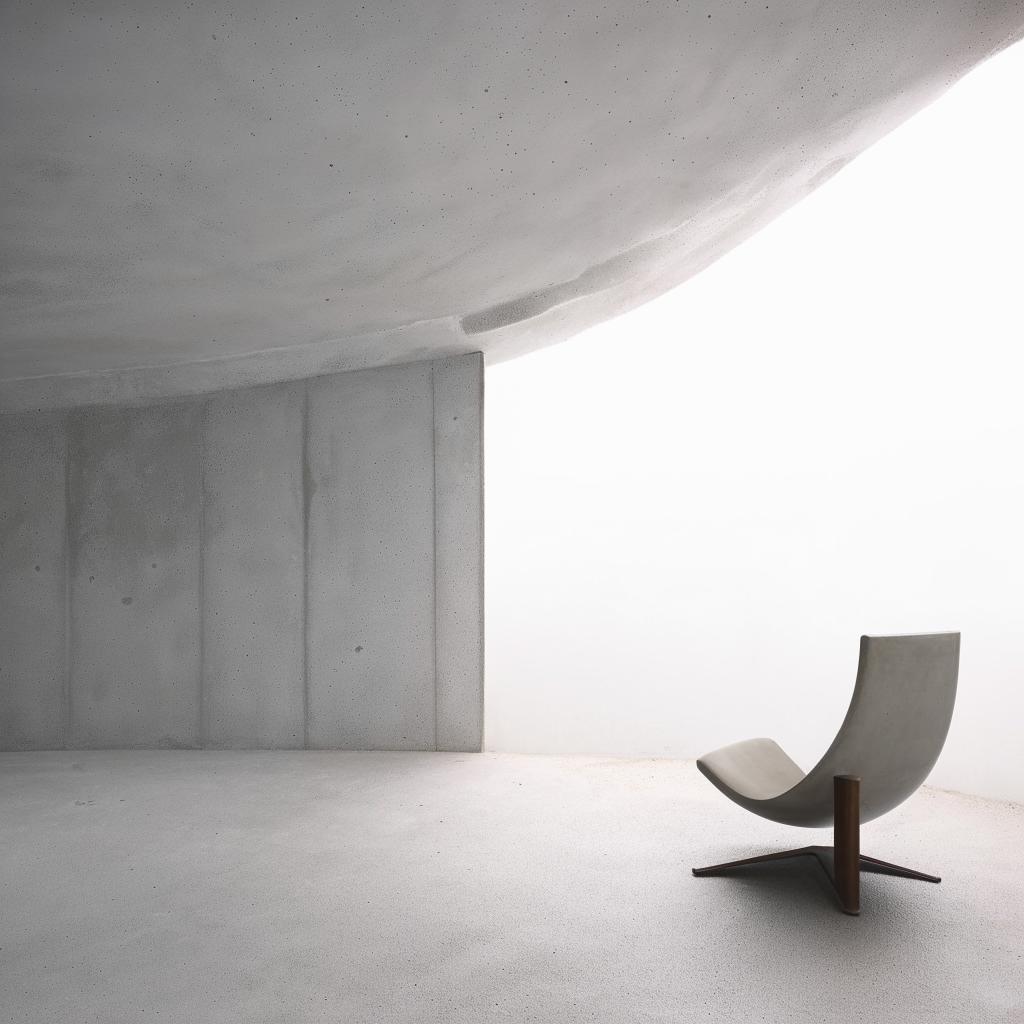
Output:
left=692, top=633, right=960, bottom=914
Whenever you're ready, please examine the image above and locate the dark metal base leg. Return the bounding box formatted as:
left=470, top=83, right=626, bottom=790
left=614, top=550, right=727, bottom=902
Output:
left=692, top=845, right=942, bottom=914
left=692, top=846, right=821, bottom=875
left=859, top=854, right=941, bottom=883
left=833, top=775, right=860, bottom=914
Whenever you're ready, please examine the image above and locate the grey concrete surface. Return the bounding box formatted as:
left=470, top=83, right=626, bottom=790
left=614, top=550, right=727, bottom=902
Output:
left=68, top=403, right=203, bottom=748
left=0, top=413, right=66, bottom=749
left=202, top=383, right=305, bottom=748
left=0, top=751, right=1019, bottom=1023
left=306, top=363, right=436, bottom=750
left=2, top=2, right=1022, bottom=410
left=433, top=355, right=485, bottom=752
left=0, top=355, right=484, bottom=751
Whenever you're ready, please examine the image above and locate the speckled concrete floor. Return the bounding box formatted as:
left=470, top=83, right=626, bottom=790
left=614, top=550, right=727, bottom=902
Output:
left=1, top=752, right=1021, bottom=1023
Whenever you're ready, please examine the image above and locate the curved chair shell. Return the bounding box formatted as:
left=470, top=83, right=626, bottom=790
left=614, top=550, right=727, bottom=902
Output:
left=696, top=633, right=960, bottom=827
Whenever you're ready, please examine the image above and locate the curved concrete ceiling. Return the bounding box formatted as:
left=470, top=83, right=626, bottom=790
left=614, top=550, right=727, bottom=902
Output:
left=2, top=1, right=1022, bottom=410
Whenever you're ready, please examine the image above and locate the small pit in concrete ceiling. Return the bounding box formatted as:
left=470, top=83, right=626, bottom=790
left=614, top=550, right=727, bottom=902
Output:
left=0, top=0, right=1022, bottom=410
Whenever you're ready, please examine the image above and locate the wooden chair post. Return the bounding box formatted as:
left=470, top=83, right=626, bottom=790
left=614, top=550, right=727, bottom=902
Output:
left=834, top=775, right=860, bottom=915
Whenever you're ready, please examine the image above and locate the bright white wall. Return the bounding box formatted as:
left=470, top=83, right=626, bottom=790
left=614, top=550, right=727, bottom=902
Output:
left=484, top=41, right=1024, bottom=803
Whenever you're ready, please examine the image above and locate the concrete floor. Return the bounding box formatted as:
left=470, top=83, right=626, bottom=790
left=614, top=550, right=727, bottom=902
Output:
left=1, top=752, right=1021, bottom=1023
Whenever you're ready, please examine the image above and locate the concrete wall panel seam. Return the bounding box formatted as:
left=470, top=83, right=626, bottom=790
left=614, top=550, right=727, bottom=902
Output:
left=302, top=380, right=311, bottom=749
left=431, top=361, right=439, bottom=751
left=198, top=397, right=207, bottom=746
left=62, top=413, right=72, bottom=748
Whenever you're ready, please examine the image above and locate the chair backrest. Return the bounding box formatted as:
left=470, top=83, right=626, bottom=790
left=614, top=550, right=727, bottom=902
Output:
left=765, top=633, right=960, bottom=826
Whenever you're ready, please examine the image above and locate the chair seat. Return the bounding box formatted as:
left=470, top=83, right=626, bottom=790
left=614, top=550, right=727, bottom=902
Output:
left=697, top=737, right=806, bottom=802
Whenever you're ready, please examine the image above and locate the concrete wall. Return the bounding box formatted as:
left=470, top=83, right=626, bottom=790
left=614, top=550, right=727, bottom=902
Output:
left=0, top=355, right=483, bottom=751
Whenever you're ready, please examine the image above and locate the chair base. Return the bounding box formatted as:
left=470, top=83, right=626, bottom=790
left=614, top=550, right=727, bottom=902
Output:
left=692, top=845, right=940, bottom=915
left=693, top=776, right=940, bottom=915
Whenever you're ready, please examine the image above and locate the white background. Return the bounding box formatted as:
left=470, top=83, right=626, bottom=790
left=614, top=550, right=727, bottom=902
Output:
left=484, top=40, right=1024, bottom=803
